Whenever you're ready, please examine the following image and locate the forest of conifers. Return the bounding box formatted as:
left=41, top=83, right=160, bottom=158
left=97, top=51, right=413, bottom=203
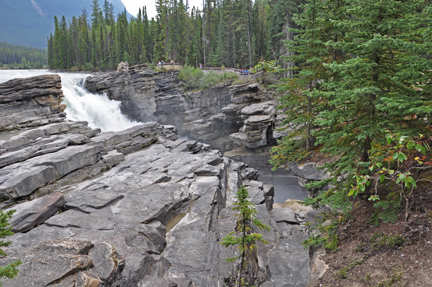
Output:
left=0, top=42, right=47, bottom=69
left=47, top=0, right=295, bottom=70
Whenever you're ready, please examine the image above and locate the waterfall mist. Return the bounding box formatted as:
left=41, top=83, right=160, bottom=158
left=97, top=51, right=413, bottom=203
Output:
left=0, top=70, right=140, bottom=132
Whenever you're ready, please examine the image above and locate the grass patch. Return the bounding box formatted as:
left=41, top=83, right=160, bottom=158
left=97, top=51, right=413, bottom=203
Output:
left=232, top=78, right=257, bottom=85
left=335, top=257, right=365, bottom=279
left=370, top=232, right=404, bottom=250
left=178, top=65, right=238, bottom=90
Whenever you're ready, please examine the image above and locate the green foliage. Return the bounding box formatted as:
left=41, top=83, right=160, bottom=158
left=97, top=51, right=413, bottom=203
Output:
left=370, top=232, right=404, bottom=250
left=47, top=0, right=294, bottom=71
left=178, top=65, right=204, bottom=88
left=0, top=41, right=47, bottom=69
left=220, top=186, right=270, bottom=286
left=199, top=71, right=238, bottom=89
left=253, top=60, right=279, bottom=74
left=349, top=133, right=430, bottom=223
left=270, top=132, right=313, bottom=168
left=272, top=0, right=432, bottom=226
left=335, top=257, right=365, bottom=279
left=0, top=210, right=21, bottom=286
left=179, top=65, right=238, bottom=90
left=301, top=211, right=347, bottom=252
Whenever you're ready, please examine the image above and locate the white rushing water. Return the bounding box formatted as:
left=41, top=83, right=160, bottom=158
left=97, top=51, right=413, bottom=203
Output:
left=0, top=70, right=139, bottom=132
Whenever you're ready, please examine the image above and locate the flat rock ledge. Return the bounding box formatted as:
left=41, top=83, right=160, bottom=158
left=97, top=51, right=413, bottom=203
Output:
left=0, top=74, right=322, bottom=287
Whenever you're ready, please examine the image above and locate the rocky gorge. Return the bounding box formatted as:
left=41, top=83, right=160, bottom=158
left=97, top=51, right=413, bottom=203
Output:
left=0, top=71, right=327, bottom=286
left=84, top=65, right=319, bottom=203
left=84, top=65, right=278, bottom=152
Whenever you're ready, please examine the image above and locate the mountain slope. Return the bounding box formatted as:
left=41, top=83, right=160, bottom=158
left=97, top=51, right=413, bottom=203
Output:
left=0, top=0, right=132, bottom=49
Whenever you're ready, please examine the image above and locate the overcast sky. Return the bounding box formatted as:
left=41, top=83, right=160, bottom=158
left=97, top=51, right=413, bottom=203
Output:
left=121, top=0, right=203, bottom=19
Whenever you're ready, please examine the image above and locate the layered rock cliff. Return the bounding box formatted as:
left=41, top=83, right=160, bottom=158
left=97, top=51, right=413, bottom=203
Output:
left=84, top=66, right=278, bottom=152
left=0, top=74, right=318, bottom=286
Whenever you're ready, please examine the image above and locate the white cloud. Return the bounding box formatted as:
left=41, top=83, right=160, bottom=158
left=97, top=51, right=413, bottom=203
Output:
left=121, top=0, right=203, bottom=19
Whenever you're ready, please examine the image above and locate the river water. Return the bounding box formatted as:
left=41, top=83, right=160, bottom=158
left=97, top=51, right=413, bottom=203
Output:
left=0, top=70, right=139, bottom=132
left=0, top=69, right=307, bottom=202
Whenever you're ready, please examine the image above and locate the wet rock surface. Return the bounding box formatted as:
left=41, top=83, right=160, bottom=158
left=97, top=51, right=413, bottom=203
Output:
left=0, top=74, right=66, bottom=132
left=0, top=74, right=321, bottom=286
left=85, top=67, right=277, bottom=151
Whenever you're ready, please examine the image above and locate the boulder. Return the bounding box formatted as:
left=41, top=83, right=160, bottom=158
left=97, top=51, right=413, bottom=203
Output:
left=286, top=162, right=329, bottom=181
left=7, top=191, right=64, bottom=232
left=267, top=233, right=311, bottom=287
left=270, top=207, right=298, bottom=224
left=307, top=248, right=328, bottom=287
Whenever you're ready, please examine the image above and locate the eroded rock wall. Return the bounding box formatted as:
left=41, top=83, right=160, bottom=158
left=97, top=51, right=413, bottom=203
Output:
left=84, top=66, right=278, bottom=151
left=0, top=74, right=316, bottom=287
left=0, top=74, right=66, bottom=132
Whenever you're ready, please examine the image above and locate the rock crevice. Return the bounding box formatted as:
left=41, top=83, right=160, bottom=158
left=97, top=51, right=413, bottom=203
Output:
left=0, top=73, right=319, bottom=287
left=85, top=67, right=279, bottom=152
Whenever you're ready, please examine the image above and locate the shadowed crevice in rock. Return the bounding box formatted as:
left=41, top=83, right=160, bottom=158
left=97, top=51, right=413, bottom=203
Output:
left=0, top=73, right=321, bottom=286
left=84, top=68, right=277, bottom=152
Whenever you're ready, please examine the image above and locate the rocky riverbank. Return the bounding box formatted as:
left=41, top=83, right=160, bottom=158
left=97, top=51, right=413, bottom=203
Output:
left=0, top=73, right=326, bottom=286
left=84, top=65, right=278, bottom=152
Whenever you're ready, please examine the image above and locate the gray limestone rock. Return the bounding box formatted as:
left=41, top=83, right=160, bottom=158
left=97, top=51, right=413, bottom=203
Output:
left=0, top=75, right=65, bottom=132
left=7, top=191, right=65, bottom=233
left=0, top=165, right=57, bottom=199
left=138, top=276, right=177, bottom=287
left=267, top=233, right=311, bottom=287
left=89, top=242, right=125, bottom=283
left=2, top=239, right=94, bottom=287
left=85, top=70, right=276, bottom=151
left=0, top=72, right=314, bottom=287
left=270, top=207, right=298, bottom=224
left=307, top=248, right=328, bottom=287
left=286, top=162, right=329, bottom=181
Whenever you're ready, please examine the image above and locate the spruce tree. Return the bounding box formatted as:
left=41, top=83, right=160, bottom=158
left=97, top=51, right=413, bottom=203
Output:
left=270, top=0, right=347, bottom=166
left=154, top=0, right=168, bottom=62
left=220, top=186, right=270, bottom=287
left=307, top=0, right=432, bottom=211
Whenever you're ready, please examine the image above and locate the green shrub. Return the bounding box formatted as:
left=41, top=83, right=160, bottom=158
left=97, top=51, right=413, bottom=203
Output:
left=178, top=65, right=204, bottom=89
left=179, top=65, right=238, bottom=90
left=220, top=186, right=270, bottom=286
left=0, top=210, right=22, bottom=286
left=198, top=71, right=221, bottom=89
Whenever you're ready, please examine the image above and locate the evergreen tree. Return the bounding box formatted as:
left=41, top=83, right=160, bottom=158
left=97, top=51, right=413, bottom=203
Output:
left=91, top=0, right=101, bottom=28
left=214, top=13, right=226, bottom=66
left=306, top=0, right=432, bottom=211
left=271, top=0, right=346, bottom=166
left=220, top=186, right=270, bottom=287
left=154, top=0, right=168, bottom=62
left=45, top=0, right=298, bottom=70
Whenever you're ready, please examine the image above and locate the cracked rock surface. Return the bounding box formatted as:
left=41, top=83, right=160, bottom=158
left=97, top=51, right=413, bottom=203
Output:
left=0, top=74, right=319, bottom=286
left=85, top=67, right=278, bottom=151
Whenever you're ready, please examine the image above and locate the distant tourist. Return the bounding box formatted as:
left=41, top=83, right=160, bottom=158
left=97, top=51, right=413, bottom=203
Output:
left=199, top=63, right=203, bottom=68
left=171, top=60, right=174, bottom=64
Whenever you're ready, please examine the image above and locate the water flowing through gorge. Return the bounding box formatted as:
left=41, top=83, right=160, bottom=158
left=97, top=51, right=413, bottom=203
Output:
left=0, top=70, right=139, bottom=132
left=0, top=70, right=317, bottom=286
left=0, top=69, right=309, bottom=203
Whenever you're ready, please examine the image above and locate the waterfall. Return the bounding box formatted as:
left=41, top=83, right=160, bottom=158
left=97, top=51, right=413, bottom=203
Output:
left=0, top=70, right=140, bottom=132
